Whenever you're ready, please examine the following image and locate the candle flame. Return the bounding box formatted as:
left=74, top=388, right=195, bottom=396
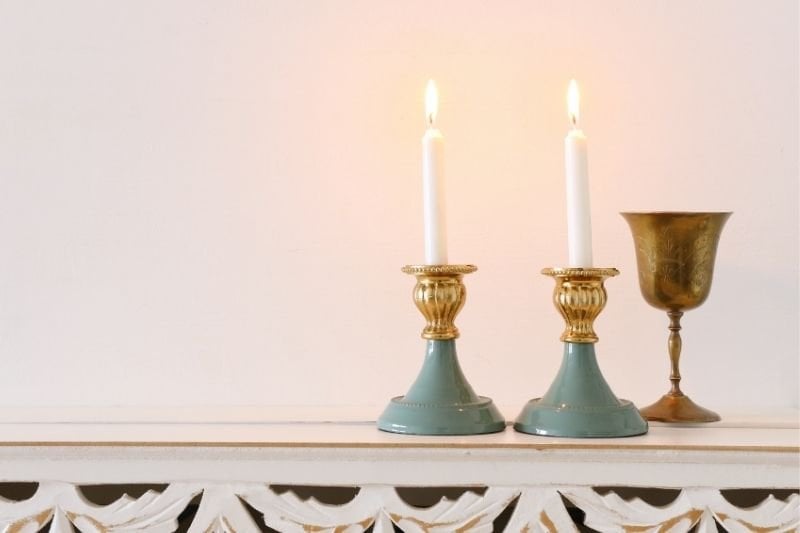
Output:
left=567, top=79, right=580, bottom=126
left=425, top=80, right=438, bottom=126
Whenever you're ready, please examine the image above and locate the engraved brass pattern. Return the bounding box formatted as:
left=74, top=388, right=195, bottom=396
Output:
left=541, top=267, right=619, bottom=343
left=402, top=265, right=477, bottom=340
left=621, top=212, right=730, bottom=312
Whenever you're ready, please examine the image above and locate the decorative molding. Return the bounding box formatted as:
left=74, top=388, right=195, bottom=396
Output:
left=0, top=482, right=199, bottom=532
left=563, top=486, right=800, bottom=533
left=0, top=483, right=795, bottom=532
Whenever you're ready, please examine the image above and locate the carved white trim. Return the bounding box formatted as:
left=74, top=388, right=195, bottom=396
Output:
left=0, top=482, right=199, bottom=532
left=0, top=483, right=796, bottom=532
left=562, top=486, right=800, bottom=533
left=504, top=487, right=578, bottom=532
left=216, top=485, right=519, bottom=532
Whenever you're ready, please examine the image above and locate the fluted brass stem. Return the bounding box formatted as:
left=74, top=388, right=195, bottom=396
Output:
left=402, top=265, right=477, bottom=340
left=667, top=310, right=684, bottom=396
left=542, top=268, right=619, bottom=343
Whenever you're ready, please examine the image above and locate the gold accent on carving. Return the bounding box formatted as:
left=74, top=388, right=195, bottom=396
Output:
left=357, top=518, right=374, bottom=530
left=541, top=267, right=619, bottom=343
left=455, top=515, right=484, bottom=532
left=8, top=509, right=52, bottom=533
left=298, top=521, right=373, bottom=532
left=389, top=512, right=485, bottom=532
left=622, top=211, right=730, bottom=423
left=539, top=510, right=557, bottom=532
left=623, top=509, right=703, bottom=532
left=403, top=265, right=477, bottom=340
left=66, top=512, right=109, bottom=533
left=715, top=512, right=783, bottom=532
left=290, top=515, right=374, bottom=531
left=202, top=517, right=237, bottom=533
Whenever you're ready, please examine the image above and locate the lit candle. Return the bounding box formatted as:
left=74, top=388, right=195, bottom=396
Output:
left=565, top=79, right=593, bottom=267
left=422, top=80, right=447, bottom=265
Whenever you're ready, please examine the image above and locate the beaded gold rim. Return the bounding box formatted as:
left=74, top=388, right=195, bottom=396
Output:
left=403, top=264, right=477, bottom=275
left=541, top=267, right=619, bottom=278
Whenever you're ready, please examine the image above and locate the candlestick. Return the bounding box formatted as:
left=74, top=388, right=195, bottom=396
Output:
left=422, top=80, right=447, bottom=264
left=514, top=268, right=648, bottom=438
left=377, top=265, right=505, bottom=435
left=565, top=80, right=593, bottom=267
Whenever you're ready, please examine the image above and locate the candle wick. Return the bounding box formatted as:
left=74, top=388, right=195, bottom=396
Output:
left=427, top=113, right=434, bottom=127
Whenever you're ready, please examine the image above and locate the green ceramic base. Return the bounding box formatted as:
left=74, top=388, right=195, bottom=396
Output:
left=378, top=339, right=505, bottom=435
left=514, top=343, right=648, bottom=438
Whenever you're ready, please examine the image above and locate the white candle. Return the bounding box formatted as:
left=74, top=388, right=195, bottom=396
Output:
left=422, top=80, right=447, bottom=265
left=564, top=79, right=593, bottom=267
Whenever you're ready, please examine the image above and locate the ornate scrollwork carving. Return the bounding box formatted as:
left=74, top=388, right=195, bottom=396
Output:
left=0, top=483, right=794, bottom=532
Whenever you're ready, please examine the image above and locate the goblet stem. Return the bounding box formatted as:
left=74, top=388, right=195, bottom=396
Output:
left=667, top=310, right=684, bottom=396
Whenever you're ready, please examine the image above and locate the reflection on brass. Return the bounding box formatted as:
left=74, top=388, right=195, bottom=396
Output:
left=622, top=211, right=731, bottom=423
left=402, top=265, right=477, bottom=340
left=541, top=267, right=619, bottom=343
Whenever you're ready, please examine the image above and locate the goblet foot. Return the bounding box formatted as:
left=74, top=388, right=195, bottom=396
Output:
left=639, top=393, right=720, bottom=423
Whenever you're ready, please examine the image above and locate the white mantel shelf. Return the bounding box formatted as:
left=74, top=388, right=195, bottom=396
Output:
left=0, top=408, right=797, bottom=487
left=0, top=408, right=796, bottom=531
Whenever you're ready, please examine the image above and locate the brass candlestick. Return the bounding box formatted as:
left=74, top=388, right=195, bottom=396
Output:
left=514, top=268, right=648, bottom=438
left=621, top=211, right=731, bottom=423
left=377, top=265, right=505, bottom=435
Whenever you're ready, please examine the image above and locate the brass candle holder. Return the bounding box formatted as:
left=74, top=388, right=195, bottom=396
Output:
left=514, top=268, right=648, bottom=438
left=622, top=211, right=731, bottom=423
left=377, top=265, right=505, bottom=435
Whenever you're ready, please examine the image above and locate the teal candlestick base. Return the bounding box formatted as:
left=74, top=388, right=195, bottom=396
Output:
left=514, top=342, right=647, bottom=437
left=378, top=339, right=505, bottom=435
left=378, top=264, right=505, bottom=435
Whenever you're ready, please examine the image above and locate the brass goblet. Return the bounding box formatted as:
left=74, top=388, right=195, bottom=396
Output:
left=621, top=212, right=731, bottom=423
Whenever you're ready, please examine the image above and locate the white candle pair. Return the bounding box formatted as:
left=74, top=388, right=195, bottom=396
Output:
left=421, top=79, right=593, bottom=268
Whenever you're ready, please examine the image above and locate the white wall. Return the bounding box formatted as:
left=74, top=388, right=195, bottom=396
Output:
left=0, top=1, right=796, bottom=412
